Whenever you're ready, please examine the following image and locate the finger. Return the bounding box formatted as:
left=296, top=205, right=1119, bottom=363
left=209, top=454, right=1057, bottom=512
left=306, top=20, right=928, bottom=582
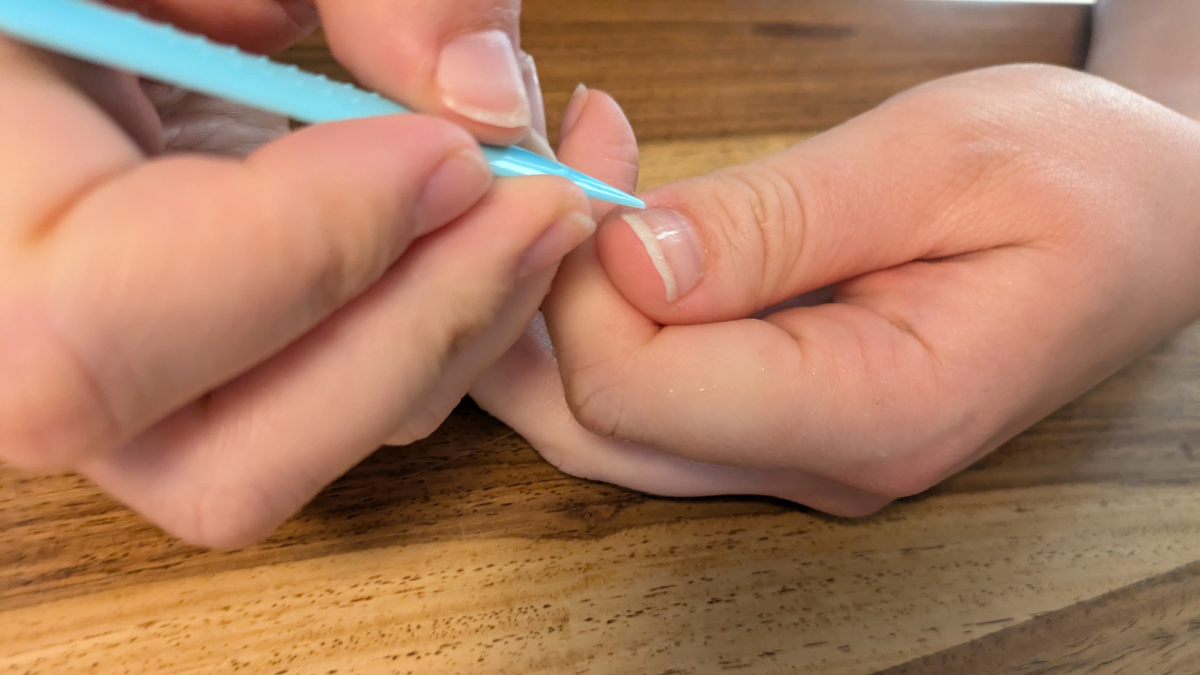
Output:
left=82, top=176, right=591, bottom=549
left=554, top=88, right=640, bottom=218
left=385, top=87, right=636, bottom=445
left=1, top=114, right=492, bottom=470
left=384, top=269, right=554, bottom=448
left=315, top=0, right=536, bottom=145
left=470, top=86, right=638, bottom=431
left=104, top=0, right=319, bottom=53
left=593, top=66, right=1118, bottom=326
left=473, top=317, right=892, bottom=518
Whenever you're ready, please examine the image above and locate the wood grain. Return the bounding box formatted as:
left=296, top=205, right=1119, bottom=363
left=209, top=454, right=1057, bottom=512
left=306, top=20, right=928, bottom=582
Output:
left=6, top=483, right=1200, bottom=674
left=6, top=289, right=1200, bottom=673
left=877, top=561, right=1200, bottom=674
left=10, top=2, right=1199, bottom=674
left=279, top=0, right=1091, bottom=142
left=638, top=132, right=815, bottom=192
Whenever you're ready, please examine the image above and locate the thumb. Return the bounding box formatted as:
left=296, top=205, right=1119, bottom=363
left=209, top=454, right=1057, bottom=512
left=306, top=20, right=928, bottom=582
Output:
left=594, top=72, right=1046, bottom=326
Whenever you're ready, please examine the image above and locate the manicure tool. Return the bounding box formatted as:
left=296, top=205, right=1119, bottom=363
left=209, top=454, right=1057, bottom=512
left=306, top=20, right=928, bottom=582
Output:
left=0, top=0, right=645, bottom=208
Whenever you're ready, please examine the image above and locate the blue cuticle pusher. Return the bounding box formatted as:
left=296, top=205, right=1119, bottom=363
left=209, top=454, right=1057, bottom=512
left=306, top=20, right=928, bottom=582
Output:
left=0, top=0, right=646, bottom=209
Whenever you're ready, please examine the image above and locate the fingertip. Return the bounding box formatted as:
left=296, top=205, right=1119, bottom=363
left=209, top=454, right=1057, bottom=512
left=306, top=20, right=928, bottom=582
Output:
left=163, top=498, right=290, bottom=552
left=83, top=418, right=308, bottom=551
left=558, top=83, right=590, bottom=143
left=557, top=88, right=639, bottom=196
left=595, top=153, right=824, bottom=327
left=411, top=146, right=494, bottom=238
left=318, top=3, right=532, bottom=147
left=0, top=309, right=120, bottom=471
left=435, top=30, right=532, bottom=132
left=403, top=172, right=594, bottom=292
left=596, top=202, right=713, bottom=324
left=170, top=512, right=279, bottom=552
left=518, top=212, right=597, bottom=279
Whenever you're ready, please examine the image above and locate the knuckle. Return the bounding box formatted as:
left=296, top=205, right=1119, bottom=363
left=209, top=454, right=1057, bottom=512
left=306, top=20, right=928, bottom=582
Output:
left=168, top=158, right=384, bottom=321
left=238, top=162, right=394, bottom=326
left=424, top=284, right=511, bottom=373
left=533, top=437, right=598, bottom=483
left=848, top=445, right=961, bottom=499
left=0, top=309, right=121, bottom=469
left=444, top=303, right=502, bottom=361
left=880, top=65, right=1137, bottom=204
left=562, top=361, right=628, bottom=440
left=288, top=208, right=391, bottom=324
left=301, top=239, right=382, bottom=321
left=388, top=405, right=453, bottom=448
left=702, top=163, right=811, bottom=308
left=172, top=475, right=292, bottom=550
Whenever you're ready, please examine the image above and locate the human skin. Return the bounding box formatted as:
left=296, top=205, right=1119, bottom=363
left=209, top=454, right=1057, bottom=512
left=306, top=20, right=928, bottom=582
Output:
left=0, top=0, right=618, bottom=549
left=474, top=0, right=1200, bottom=515
left=7, top=0, right=1194, bottom=550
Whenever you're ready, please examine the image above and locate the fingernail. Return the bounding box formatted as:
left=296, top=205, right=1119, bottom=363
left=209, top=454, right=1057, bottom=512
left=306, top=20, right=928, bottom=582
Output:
left=559, top=84, right=589, bottom=141
left=518, top=129, right=556, bottom=160
left=437, top=30, right=531, bottom=129
left=518, top=51, right=548, bottom=137
left=412, top=148, right=493, bottom=238
left=519, top=212, right=597, bottom=278
left=621, top=209, right=704, bottom=303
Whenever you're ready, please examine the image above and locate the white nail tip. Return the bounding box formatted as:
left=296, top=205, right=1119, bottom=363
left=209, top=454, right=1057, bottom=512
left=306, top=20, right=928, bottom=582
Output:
left=567, top=211, right=599, bottom=237
left=624, top=213, right=680, bottom=303
left=438, top=30, right=532, bottom=129
left=442, top=96, right=532, bottom=129
left=517, top=129, right=557, bottom=160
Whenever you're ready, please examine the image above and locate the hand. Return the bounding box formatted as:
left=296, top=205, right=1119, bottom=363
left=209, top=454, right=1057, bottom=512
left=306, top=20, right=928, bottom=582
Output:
left=482, top=64, right=1200, bottom=516
left=0, top=0, right=598, bottom=548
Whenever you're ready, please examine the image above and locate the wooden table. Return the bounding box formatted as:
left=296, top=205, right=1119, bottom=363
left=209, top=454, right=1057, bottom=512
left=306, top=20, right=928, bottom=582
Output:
left=8, top=1, right=1200, bottom=673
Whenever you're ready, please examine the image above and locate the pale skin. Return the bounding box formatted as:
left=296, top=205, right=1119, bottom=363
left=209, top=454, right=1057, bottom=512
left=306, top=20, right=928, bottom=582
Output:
left=3, top=0, right=1199, bottom=548
left=477, top=0, right=1200, bottom=514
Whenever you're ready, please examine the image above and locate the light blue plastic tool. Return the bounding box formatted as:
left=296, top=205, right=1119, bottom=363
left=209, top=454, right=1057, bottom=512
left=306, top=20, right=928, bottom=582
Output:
left=0, top=0, right=645, bottom=209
